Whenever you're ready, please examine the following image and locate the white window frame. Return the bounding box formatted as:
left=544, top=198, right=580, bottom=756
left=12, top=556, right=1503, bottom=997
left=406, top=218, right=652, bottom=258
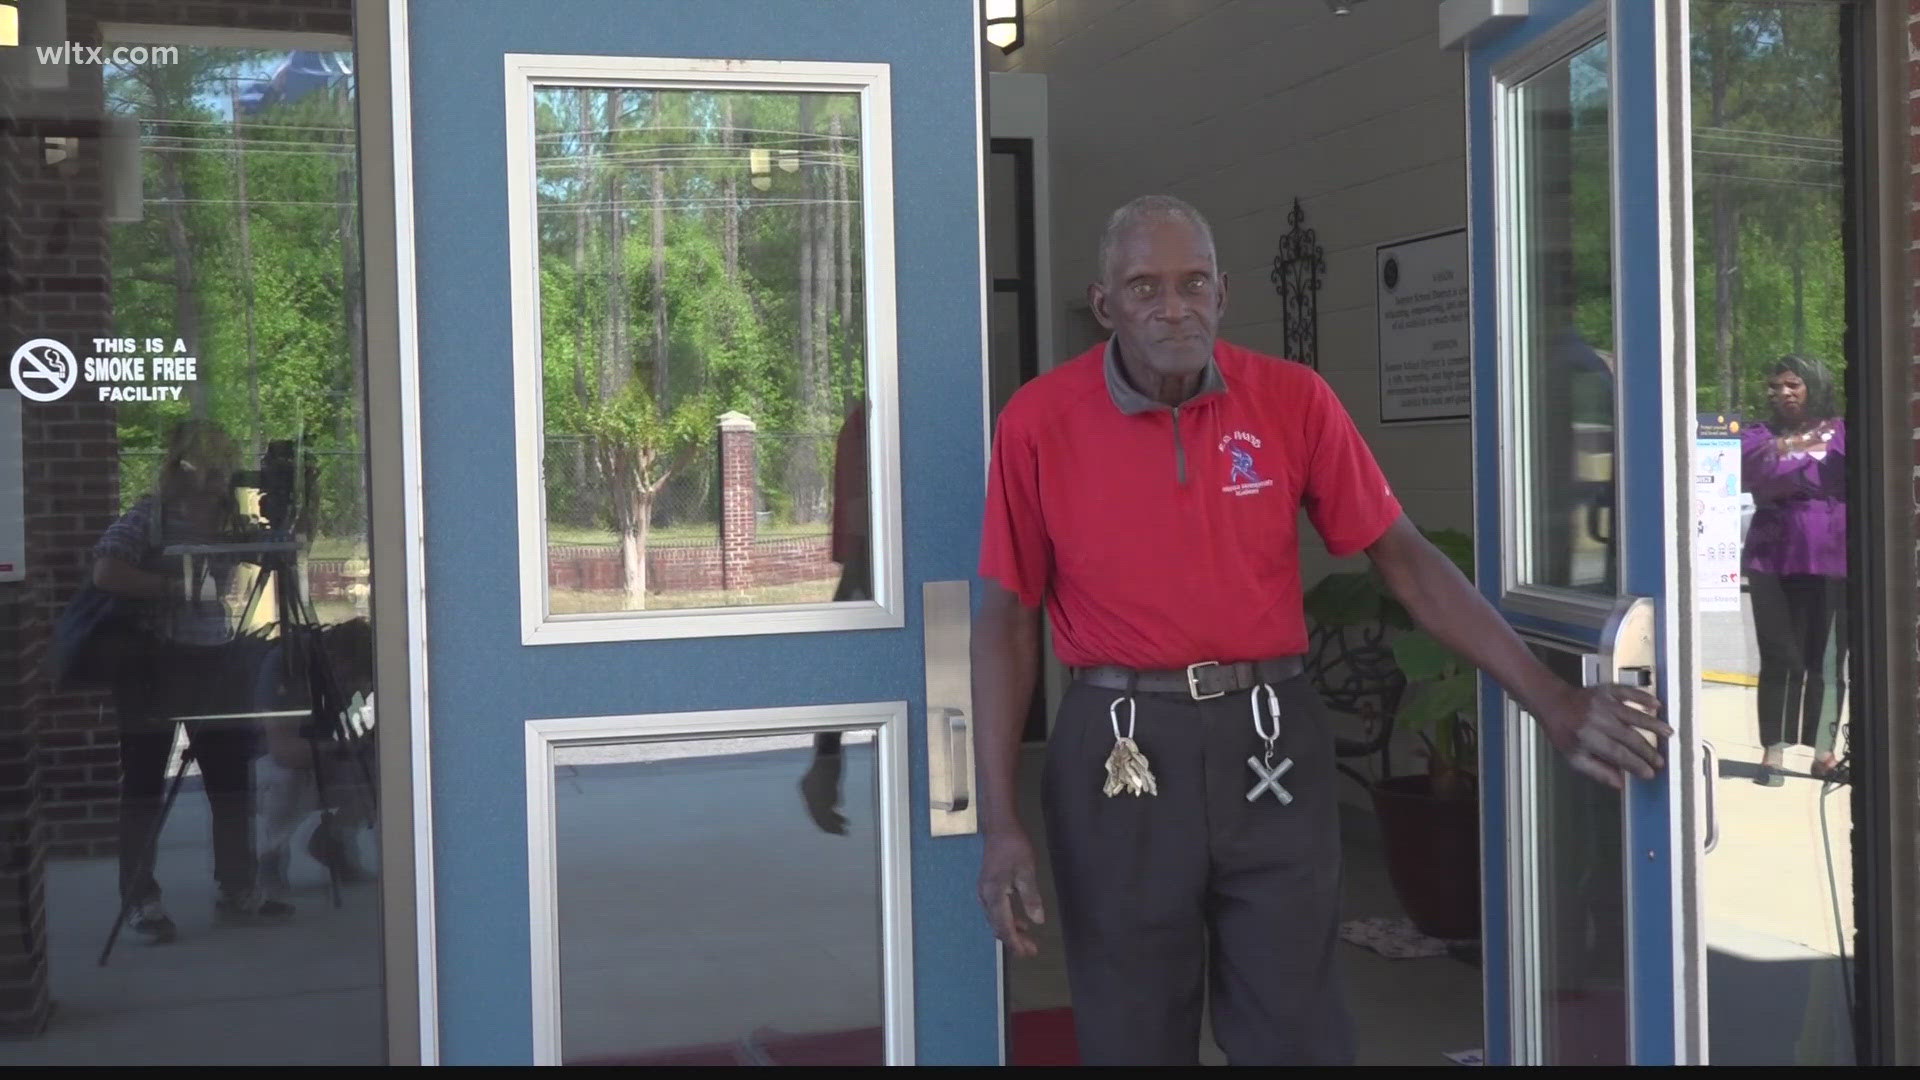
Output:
left=523, top=701, right=915, bottom=1065
left=99, top=21, right=354, bottom=52
left=504, top=55, right=904, bottom=645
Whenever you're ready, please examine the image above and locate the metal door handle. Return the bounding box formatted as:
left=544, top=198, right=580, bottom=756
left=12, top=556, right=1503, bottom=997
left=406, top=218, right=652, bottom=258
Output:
left=922, top=580, right=979, bottom=836
left=1702, top=740, right=1719, bottom=854
left=934, top=707, right=972, bottom=812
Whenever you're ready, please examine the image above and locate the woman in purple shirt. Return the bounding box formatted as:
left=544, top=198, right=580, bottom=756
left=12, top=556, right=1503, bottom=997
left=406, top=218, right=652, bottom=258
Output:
left=1741, top=354, right=1847, bottom=784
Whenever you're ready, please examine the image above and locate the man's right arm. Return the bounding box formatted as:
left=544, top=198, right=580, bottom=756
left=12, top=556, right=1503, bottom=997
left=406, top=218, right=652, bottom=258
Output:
left=973, top=581, right=1040, bottom=836
left=971, top=580, right=1047, bottom=957
left=93, top=556, right=169, bottom=598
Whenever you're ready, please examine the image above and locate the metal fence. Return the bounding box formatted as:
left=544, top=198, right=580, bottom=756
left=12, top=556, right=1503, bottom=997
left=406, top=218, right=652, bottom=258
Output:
left=120, top=445, right=369, bottom=542
left=544, top=431, right=837, bottom=545
left=755, top=431, right=838, bottom=529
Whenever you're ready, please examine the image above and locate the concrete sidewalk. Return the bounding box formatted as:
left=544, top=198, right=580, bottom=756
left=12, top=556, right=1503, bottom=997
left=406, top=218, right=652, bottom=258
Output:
left=4, top=736, right=1482, bottom=1065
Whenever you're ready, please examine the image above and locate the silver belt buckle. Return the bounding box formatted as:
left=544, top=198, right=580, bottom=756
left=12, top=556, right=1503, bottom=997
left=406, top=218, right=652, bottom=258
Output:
left=1185, top=661, right=1224, bottom=701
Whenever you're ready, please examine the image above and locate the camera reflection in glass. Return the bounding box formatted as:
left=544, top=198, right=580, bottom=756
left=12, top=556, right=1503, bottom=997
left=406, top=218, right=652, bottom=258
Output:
left=85, top=418, right=376, bottom=952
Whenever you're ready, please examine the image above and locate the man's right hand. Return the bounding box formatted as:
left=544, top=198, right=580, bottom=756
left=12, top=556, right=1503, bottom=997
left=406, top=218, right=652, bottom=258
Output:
left=978, top=828, right=1046, bottom=958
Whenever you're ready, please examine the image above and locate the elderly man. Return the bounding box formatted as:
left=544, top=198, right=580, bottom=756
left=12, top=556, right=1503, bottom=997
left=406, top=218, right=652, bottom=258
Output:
left=971, top=195, right=1666, bottom=1066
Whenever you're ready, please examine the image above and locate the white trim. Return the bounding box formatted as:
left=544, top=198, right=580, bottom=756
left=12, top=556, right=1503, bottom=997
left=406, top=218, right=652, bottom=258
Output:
left=1487, top=1, right=1606, bottom=84
left=1440, top=0, right=1531, bottom=51
left=1487, top=8, right=1609, bottom=1061
left=1464, top=37, right=1491, bottom=1065
left=967, top=16, right=1013, bottom=1060
left=974, top=8, right=995, bottom=497
left=1604, top=1, right=1641, bottom=1057
left=524, top=702, right=916, bottom=1066
left=1492, top=53, right=1522, bottom=600
left=388, top=0, right=440, bottom=1063
left=1501, top=586, right=1630, bottom=637
left=1493, top=3, right=1610, bottom=600
left=1645, top=0, right=1693, bottom=1062
left=1666, top=0, right=1704, bottom=1059
left=99, top=22, right=354, bottom=51
left=1506, top=695, right=1542, bottom=1065
left=985, top=72, right=1055, bottom=382
left=502, top=55, right=905, bottom=645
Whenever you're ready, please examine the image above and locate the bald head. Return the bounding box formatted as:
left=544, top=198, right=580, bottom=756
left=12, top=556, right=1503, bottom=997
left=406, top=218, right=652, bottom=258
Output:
left=1097, top=195, right=1217, bottom=286
left=1087, top=196, right=1228, bottom=397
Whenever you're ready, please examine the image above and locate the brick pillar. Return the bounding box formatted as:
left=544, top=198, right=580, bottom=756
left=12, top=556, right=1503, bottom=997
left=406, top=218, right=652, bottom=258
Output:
left=718, top=411, right=757, bottom=592
left=0, top=64, right=57, bottom=1044
left=6, top=38, right=121, bottom=868
left=0, top=572, right=49, bottom=1039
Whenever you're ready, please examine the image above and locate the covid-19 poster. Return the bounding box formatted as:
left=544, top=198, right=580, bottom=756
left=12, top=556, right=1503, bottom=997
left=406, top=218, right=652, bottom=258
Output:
left=1696, top=415, right=1743, bottom=614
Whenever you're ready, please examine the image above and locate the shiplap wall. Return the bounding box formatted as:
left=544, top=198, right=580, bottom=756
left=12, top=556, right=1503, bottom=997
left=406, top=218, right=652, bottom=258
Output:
left=991, top=0, right=1469, bottom=798
left=992, top=0, right=1472, bottom=589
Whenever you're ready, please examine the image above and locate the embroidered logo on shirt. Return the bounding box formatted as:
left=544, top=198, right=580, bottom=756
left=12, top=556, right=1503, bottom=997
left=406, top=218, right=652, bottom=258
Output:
left=1218, top=432, right=1275, bottom=496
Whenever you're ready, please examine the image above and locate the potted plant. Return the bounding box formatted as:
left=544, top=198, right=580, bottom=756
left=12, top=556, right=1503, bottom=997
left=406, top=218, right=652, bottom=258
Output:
left=1303, top=528, right=1480, bottom=941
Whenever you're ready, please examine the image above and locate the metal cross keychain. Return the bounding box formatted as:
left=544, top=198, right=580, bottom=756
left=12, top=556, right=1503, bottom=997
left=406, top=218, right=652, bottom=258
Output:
left=1245, top=682, right=1294, bottom=804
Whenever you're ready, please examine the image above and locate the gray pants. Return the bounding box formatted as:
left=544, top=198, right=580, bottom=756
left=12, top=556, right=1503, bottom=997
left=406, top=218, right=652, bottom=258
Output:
left=1041, top=676, right=1354, bottom=1066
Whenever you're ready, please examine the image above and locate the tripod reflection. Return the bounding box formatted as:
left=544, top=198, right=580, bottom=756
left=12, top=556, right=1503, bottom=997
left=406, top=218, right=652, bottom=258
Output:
left=87, top=422, right=376, bottom=966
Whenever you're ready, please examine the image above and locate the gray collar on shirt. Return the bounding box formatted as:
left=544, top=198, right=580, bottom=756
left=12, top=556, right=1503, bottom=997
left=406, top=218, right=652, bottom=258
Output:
left=1102, top=337, right=1227, bottom=415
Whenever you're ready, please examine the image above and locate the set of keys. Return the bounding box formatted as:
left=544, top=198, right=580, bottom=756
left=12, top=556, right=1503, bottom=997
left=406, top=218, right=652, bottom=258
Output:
left=1099, top=683, right=1294, bottom=805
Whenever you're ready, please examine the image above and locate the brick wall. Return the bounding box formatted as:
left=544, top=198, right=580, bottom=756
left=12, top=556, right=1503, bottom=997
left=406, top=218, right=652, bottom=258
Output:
left=1, top=10, right=116, bottom=1034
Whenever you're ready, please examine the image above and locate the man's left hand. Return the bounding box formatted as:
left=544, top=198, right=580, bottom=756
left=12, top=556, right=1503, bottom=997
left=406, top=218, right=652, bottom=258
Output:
left=800, top=754, right=849, bottom=835
left=1536, top=683, right=1672, bottom=790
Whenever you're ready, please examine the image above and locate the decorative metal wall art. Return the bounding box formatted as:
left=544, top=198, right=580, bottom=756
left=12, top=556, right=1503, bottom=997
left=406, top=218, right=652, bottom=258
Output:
left=1270, top=197, right=1326, bottom=369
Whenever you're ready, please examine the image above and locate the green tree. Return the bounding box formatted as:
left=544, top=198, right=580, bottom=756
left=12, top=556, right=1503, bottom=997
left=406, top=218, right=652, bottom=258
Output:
left=579, top=387, right=717, bottom=605
left=1692, top=1, right=1847, bottom=416
left=529, top=83, right=867, bottom=597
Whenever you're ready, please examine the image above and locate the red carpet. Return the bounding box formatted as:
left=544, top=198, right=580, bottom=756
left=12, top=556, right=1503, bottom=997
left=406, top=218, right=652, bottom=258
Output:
left=569, top=1008, right=1078, bottom=1066
left=1010, top=1006, right=1079, bottom=1066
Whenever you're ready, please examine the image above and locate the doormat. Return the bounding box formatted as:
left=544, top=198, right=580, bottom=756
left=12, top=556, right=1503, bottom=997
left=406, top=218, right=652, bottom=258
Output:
left=1338, top=916, right=1460, bottom=959
left=566, top=1008, right=1078, bottom=1066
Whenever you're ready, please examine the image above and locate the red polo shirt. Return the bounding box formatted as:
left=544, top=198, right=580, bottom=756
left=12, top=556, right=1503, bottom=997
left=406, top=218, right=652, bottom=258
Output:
left=978, top=339, right=1402, bottom=670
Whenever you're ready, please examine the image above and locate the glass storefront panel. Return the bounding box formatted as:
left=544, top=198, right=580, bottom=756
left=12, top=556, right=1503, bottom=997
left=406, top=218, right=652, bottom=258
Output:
left=1690, top=0, right=1860, bottom=1064
left=1509, top=35, right=1618, bottom=596
left=1522, top=645, right=1628, bottom=1066
left=1, top=2, right=382, bottom=1064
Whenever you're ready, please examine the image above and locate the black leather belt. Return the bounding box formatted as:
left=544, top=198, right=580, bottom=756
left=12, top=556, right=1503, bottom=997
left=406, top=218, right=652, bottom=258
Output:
left=1074, top=657, right=1306, bottom=701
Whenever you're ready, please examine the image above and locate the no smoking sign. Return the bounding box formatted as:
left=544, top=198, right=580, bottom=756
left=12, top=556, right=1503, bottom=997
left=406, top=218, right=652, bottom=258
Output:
left=9, top=339, right=80, bottom=403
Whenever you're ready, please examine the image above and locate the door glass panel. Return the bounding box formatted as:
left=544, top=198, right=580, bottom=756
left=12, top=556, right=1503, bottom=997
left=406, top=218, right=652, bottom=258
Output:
left=1510, top=38, right=1618, bottom=594
left=1523, top=645, right=1627, bottom=1066
left=533, top=87, right=870, bottom=616
left=985, top=142, right=1033, bottom=426
left=988, top=289, right=1022, bottom=423
left=1, top=5, right=384, bottom=1065
left=1690, top=0, right=1858, bottom=1064
left=987, top=150, right=1020, bottom=281
left=553, top=730, right=884, bottom=1065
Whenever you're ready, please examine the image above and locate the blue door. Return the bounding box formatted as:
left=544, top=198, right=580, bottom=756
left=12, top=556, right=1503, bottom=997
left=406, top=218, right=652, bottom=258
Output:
left=401, top=0, right=997, bottom=1064
left=1463, top=0, right=1694, bottom=1065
